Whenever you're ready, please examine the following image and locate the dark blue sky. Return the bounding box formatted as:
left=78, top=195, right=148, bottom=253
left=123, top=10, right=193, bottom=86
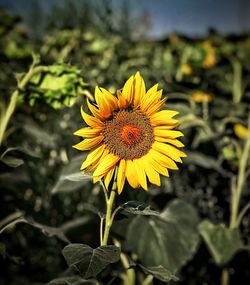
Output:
left=0, top=0, right=249, bottom=38
left=131, top=0, right=250, bottom=37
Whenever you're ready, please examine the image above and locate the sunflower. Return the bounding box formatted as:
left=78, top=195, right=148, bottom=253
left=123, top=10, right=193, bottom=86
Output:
left=192, top=90, right=213, bottom=103
left=73, top=72, right=186, bottom=194
left=234, top=123, right=248, bottom=140
left=202, top=41, right=216, bottom=69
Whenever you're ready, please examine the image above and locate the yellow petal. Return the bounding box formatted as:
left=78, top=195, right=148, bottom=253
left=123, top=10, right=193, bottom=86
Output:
left=126, top=160, right=140, bottom=188
left=104, top=166, right=115, bottom=189
left=152, top=141, right=186, bottom=163
left=145, top=98, right=166, bottom=116
left=117, top=159, right=126, bottom=194
left=141, top=89, right=162, bottom=112
left=80, top=144, right=106, bottom=170
left=150, top=110, right=179, bottom=126
left=140, top=84, right=158, bottom=111
left=85, top=159, right=100, bottom=173
left=149, top=148, right=178, bottom=170
left=147, top=151, right=169, bottom=176
left=146, top=84, right=159, bottom=97
left=87, top=99, right=101, bottom=118
left=100, top=87, right=118, bottom=109
left=74, top=127, right=102, bottom=137
left=154, top=128, right=184, bottom=139
left=117, top=90, right=128, bottom=108
left=73, top=136, right=103, bottom=151
left=133, top=158, right=147, bottom=190
left=86, top=147, right=109, bottom=176
left=142, top=155, right=161, bottom=186
left=133, top=72, right=146, bottom=107
left=155, top=137, right=184, bottom=147
left=93, top=174, right=103, bottom=184
left=153, top=121, right=179, bottom=130
left=81, top=107, right=103, bottom=127
left=95, top=87, right=113, bottom=119
left=93, top=153, right=120, bottom=178
left=122, top=75, right=134, bottom=104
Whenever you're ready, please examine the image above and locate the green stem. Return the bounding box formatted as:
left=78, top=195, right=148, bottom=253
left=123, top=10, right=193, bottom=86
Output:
left=120, top=252, right=136, bottom=285
left=237, top=201, right=250, bottom=226
left=0, top=65, right=48, bottom=145
left=222, top=114, right=250, bottom=285
left=101, top=172, right=118, bottom=246
left=175, top=47, right=191, bottom=82
left=101, top=189, right=116, bottom=246
left=100, top=216, right=104, bottom=245
left=230, top=114, right=250, bottom=229
left=220, top=269, right=229, bottom=285
left=232, top=59, right=242, bottom=104
left=142, top=275, right=154, bottom=285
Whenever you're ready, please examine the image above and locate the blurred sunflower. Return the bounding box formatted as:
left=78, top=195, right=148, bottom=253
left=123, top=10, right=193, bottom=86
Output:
left=202, top=41, right=216, bottom=69
left=192, top=90, right=213, bottom=103
left=234, top=123, right=248, bottom=140
left=73, top=72, right=186, bottom=194
left=182, top=63, right=192, bottom=75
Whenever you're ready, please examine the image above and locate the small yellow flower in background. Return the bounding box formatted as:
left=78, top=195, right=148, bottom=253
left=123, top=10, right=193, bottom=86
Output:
left=169, top=34, right=180, bottom=45
left=73, top=72, right=186, bottom=194
left=234, top=123, right=248, bottom=140
left=192, top=90, right=213, bottom=103
left=202, top=41, right=216, bottom=69
left=182, top=64, right=192, bottom=75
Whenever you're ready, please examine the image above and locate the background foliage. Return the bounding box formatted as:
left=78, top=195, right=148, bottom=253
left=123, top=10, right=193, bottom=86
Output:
left=0, top=1, right=250, bottom=284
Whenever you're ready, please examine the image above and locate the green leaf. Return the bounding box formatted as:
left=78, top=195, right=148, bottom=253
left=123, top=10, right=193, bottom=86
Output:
left=0, top=211, right=26, bottom=235
left=185, top=151, right=226, bottom=175
left=62, top=172, right=92, bottom=182
left=20, top=63, right=87, bottom=109
left=0, top=147, right=18, bottom=159
left=48, top=276, right=93, bottom=285
left=0, top=156, right=24, bottom=167
left=62, top=244, right=120, bottom=279
left=23, top=118, right=56, bottom=147
left=126, top=199, right=200, bottom=272
left=0, top=211, right=69, bottom=242
left=139, top=264, right=179, bottom=282
left=51, top=156, right=92, bottom=194
left=121, top=201, right=160, bottom=217
left=198, top=220, right=244, bottom=266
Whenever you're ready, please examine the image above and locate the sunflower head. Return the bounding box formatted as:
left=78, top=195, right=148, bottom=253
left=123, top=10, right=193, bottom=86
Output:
left=192, top=90, right=213, bottom=103
left=234, top=123, right=248, bottom=140
left=73, top=72, right=186, bottom=194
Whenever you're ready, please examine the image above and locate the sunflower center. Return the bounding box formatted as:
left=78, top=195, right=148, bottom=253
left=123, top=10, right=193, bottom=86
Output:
left=103, top=109, right=154, bottom=160
left=120, top=125, right=141, bottom=144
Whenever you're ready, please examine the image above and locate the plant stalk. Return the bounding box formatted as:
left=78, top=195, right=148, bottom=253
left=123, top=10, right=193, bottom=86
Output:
left=0, top=65, right=48, bottom=145
left=101, top=175, right=118, bottom=246
left=221, top=269, right=229, bottom=285
left=221, top=113, right=250, bottom=285
left=230, top=114, right=250, bottom=229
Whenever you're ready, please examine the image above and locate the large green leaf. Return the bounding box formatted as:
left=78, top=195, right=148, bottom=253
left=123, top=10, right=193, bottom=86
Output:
left=19, top=64, right=87, bottom=109
left=198, top=220, right=244, bottom=266
left=126, top=199, right=200, bottom=272
left=185, top=151, right=225, bottom=174
left=0, top=156, right=24, bottom=168
left=62, top=244, right=120, bottom=279
left=121, top=201, right=160, bottom=217
left=0, top=211, right=70, bottom=242
left=51, top=156, right=92, bottom=194
left=48, top=276, right=94, bottom=285
left=139, top=265, right=179, bottom=282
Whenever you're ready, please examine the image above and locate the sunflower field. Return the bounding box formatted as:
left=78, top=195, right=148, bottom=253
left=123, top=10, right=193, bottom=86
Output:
left=1, top=4, right=250, bottom=285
